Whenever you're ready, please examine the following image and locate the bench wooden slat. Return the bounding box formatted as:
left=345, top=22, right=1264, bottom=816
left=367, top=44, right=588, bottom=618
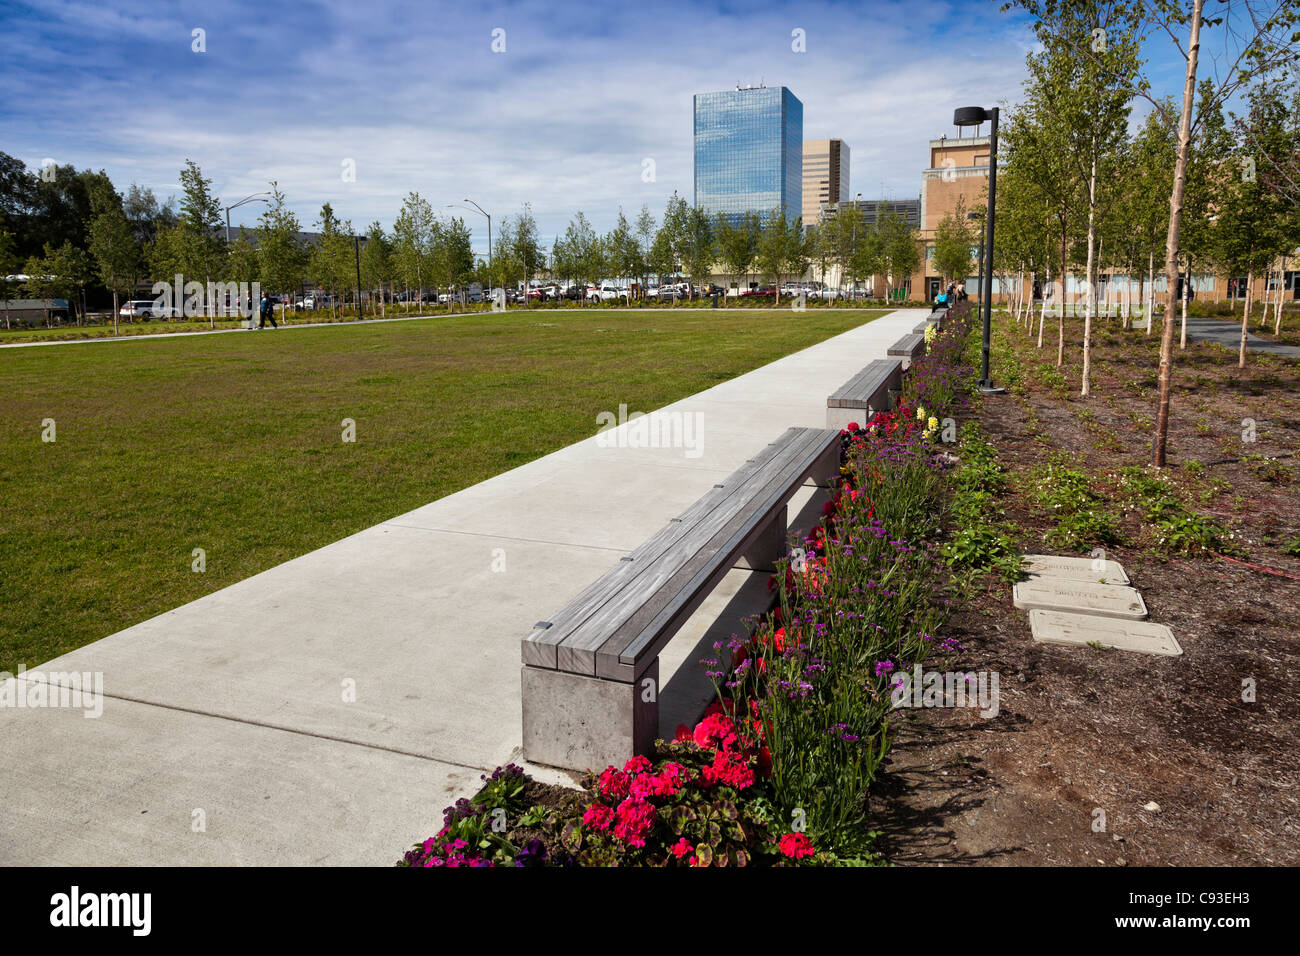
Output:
left=598, top=429, right=832, bottom=676
left=524, top=428, right=832, bottom=674
left=520, top=434, right=797, bottom=669
left=828, top=359, right=902, bottom=408
left=553, top=428, right=827, bottom=676
left=888, top=333, right=925, bottom=357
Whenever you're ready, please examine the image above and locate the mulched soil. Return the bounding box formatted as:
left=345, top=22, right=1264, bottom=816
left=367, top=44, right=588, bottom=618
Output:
left=874, top=313, right=1300, bottom=866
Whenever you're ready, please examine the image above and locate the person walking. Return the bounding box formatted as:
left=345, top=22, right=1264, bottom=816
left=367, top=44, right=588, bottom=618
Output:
left=259, top=292, right=277, bottom=329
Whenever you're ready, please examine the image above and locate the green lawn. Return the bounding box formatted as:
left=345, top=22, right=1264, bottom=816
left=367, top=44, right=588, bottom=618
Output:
left=0, top=307, right=885, bottom=672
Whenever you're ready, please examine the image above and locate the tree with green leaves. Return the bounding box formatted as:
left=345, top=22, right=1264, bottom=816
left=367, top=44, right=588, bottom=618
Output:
left=756, top=208, right=801, bottom=304
left=256, top=182, right=306, bottom=322
left=934, top=196, right=976, bottom=289
left=23, top=241, right=90, bottom=325
left=0, top=224, right=18, bottom=329
left=165, top=159, right=226, bottom=325
left=1012, top=2, right=1139, bottom=395
left=715, top=212, right=758, bottom=301
left=512, top=204, right=544, bottom=299
left=87, top=185, right=142, bottom=334
left=681, top=206, right=715, bottom=296
left=1019, top=0, right=1300, bottom=464
left=633, top=205, right=656, bottom=298
left=442, top=216, right=476, bottom=304
left=393, top=191, right=435, bottom=302
left=605, top=209, right=640, bottom=301
left=878, top=210, right=919, bottom=302
left=311, top=203, right=355, bottom=317
left=560, top=212, right=599, bottom=305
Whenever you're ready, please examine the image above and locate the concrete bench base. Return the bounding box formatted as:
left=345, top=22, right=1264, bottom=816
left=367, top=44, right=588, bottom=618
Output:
left=522, top=659, right=659, bottom=772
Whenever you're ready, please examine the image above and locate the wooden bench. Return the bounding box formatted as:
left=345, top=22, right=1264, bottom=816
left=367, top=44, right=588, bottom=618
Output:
left=912, top=320, right=931, bottom=334
left=825, top=358, right=903, bottom=431
left=521, top=426, right=841, bottom=770
left=887, top=333, right=926, bottom=370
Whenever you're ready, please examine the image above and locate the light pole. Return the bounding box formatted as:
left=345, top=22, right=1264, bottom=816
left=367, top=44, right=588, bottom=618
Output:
left=223, top=192, right=271, bottom=245
left=353, top=234, right=365, bottom=320
left=954, top=106, right=1003, bottom=394
left=449, top=199, right=492, bottom=302
left=851, top=191, right=861, bottom=296
left=968, top=210, right=985, bottom=310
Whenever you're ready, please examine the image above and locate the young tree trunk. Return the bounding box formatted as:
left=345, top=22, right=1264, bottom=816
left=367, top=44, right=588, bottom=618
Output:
left=112, top=290, right=119, bottom=336
left=1153, top=0, right=1202, bottom=469
left=1081, top=154, right=1098, bottom=397
left=1146, top=252, right=1155, bottom=336
left=1057, top=237, right=1067, bottom=367
left=1239, top=265, right=1253, bottom=368
left=1038, top=269, right=1048, bottom=348
left=1276, top=257, right=1287, bottom=335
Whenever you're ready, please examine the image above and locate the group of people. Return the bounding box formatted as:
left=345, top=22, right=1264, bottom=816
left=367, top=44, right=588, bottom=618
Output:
left=935, top=282, right=969, bottom=308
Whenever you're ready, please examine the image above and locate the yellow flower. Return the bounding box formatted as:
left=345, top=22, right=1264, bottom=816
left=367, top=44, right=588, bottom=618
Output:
left=923, top=324, right=937, bottom=344
left=928, top=416, right=939, bottom=432
left=916, top=406, right=926, bottom=421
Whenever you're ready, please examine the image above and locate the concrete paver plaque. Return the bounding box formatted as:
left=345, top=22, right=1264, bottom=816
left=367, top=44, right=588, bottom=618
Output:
left=1029, top=609, right=1182, bottom=656
left=1013, top=577, right=1147, bottom=619
left=1022, top=553, right=1130, bottom=585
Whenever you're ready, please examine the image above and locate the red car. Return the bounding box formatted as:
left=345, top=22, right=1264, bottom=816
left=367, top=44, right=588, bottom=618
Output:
left=740, top=287, right=777, bottom=298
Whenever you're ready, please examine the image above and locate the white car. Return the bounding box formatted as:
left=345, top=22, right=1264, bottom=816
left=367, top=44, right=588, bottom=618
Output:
left=119, top=300, right=157, bottom=319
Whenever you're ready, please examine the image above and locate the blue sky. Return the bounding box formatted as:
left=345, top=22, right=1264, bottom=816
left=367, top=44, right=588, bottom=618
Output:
left=0, top=0, right=1252, bottom=253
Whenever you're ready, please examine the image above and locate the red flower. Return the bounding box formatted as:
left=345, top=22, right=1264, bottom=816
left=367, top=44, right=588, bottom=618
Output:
left=758, top=745, right=773, bottom=777
left=597, top=767, right=630, bottom=801
left=612, top=797, right=657, bottom=847
left=846, top=421, right=859, bottom=431
left=702, top=749, right=756, bottom=790
left=671, top=837, right=693, bottom=859
left=693, top=712, right=739, bottom=752
left=623, top=755, right=652, bottom=775
left=583, top=803, right=614, bottom=831
left=674, top=723, right=693, bottom=743
left=779, top=832, right=815, bottom=859
left=773, top=627, right=787, bottom=652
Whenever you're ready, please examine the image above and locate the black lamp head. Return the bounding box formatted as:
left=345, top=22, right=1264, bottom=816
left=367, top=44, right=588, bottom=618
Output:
left=953, top=106, right=988, bottom=127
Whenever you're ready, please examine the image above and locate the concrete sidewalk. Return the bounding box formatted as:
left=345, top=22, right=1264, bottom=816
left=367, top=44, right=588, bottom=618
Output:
left=0, top=308, right=924, bottom=866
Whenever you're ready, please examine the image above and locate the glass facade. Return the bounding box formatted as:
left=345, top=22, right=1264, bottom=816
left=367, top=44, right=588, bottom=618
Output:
left=694, top=87, right=802, bottom=225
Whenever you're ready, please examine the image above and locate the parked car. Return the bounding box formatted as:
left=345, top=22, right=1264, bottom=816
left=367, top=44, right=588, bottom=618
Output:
left=740, top=287, right=777, bottom=299
left=119, top=300, right=157, bottom=320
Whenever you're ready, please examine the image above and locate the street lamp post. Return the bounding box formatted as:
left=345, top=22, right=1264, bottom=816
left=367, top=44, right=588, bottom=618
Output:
left=968, top=211, right=985, bottom=311
left=223, top=192, right=272, bottom=245
left=954, top=106, right=1004, bottom=394
left=354, top=234, right=365, bottom=320
left=450, top=199, right=492, bottom=302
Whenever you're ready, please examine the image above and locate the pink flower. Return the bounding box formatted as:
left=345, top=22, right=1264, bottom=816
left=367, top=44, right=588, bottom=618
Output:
left=583, top=803, right=614, bottom=832
left=702, top=750, right=755, bottom=790
left=693, top=712, right=739, bottom=753
left=671, top=838, right=693, bottom=859
left=597, top=767, right=630, bottom=800
left=612, top=797, right=657, bottom=847
left=779, top=832, right=815, bottom=859
left=623, top=755, right=653, bottom=775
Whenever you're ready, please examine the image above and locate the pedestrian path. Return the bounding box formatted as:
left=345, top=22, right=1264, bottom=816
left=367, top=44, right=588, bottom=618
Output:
left=0, top=307, right=895, bottom=349
left=0, top=308, right=923, bottom=865
left=1131, top=315, right=1300, bottom=358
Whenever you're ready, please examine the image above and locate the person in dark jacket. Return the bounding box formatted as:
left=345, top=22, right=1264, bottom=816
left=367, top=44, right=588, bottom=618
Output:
left=259, top=292, right=277, bottom=329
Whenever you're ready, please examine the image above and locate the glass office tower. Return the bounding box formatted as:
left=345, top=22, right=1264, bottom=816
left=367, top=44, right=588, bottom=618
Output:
left=694, top=86, right=803, bottom=225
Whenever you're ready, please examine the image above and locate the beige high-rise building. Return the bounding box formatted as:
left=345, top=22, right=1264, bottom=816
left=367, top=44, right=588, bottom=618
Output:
left=802, top=138, right=849, bottom=226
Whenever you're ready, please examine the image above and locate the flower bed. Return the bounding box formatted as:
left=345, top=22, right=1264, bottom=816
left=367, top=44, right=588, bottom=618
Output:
left=400, top=314, right=977, bottom=867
